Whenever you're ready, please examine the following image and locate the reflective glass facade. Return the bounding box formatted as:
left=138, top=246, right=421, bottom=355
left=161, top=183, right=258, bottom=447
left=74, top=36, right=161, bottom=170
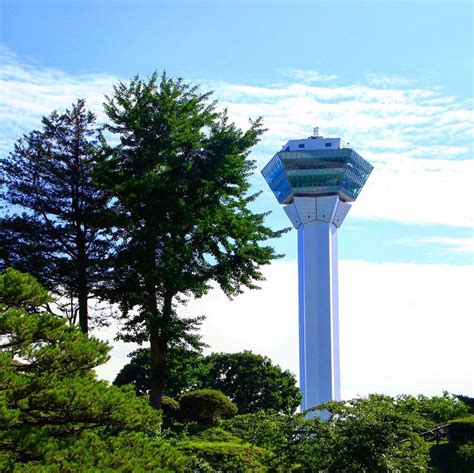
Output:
left=260, top=153, right=292, bottom=203
left=262, top=148, right=373, bottom=203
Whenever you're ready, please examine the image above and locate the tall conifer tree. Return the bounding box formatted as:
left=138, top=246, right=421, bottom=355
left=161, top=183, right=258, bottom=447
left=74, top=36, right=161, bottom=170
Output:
left=98, top=73, right=285, bottom=408
left=0, top=100, right=110, bottom=333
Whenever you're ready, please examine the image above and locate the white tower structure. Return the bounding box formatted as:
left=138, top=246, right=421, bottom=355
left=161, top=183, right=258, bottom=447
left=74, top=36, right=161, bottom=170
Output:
left=262, top=130, right=373, bottom=412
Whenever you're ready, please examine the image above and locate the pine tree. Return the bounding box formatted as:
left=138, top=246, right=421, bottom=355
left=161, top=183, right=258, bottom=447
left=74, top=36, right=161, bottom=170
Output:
left=0, top=268, right=185, bottom=471
left=0, top=100, right=110, bottom=333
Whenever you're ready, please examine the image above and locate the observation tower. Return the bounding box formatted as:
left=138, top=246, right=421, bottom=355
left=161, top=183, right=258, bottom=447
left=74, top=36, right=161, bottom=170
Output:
left=262, top=127, right=373, bottom=412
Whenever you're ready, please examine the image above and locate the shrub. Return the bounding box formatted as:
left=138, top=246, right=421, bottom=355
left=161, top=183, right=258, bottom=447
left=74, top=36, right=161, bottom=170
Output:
left=3, top=429, right=186, bottom=472
left=179, top=389, right=237, bottom=425
left=429, top=441, right=474, bottom=473
left=449, top=415, right=474, bottom=442
left=180, top=441, right=270, bottom=472
left=162, top=396, right=180, bottom=429
left=457, top=442, right=474, bottom=468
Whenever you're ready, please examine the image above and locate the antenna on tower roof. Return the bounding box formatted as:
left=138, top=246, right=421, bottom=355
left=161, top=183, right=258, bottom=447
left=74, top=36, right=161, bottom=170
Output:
left=312, top=121, right=320, bottom=139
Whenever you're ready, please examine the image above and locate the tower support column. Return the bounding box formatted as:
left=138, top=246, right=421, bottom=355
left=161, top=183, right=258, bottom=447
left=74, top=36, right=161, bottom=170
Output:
left=284, top=196, right=351, bottom=412
left=298, top=220, right=340, bottom=411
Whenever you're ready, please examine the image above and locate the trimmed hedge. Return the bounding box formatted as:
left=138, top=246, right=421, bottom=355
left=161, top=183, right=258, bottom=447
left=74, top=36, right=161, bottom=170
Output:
left=179, top=389, right=237, bottom=425
left=180, top=441, right=271, bottom=472
left=449, top=416, right=474, bottom=442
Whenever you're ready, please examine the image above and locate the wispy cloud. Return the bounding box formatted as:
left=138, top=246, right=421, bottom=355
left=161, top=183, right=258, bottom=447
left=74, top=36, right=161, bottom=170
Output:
left=399, top=236, right=474, bottom=256
left=1, top=45, right=473, bottom=228
left=283, top=68, right=340, bottom=83
left=365, top=72, right=416, bottom=88
left=0, top=45, right=118, bottom=156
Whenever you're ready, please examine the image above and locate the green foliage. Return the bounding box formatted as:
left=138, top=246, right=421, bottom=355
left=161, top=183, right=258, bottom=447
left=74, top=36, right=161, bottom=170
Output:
left=184, top=427, right=243, bottom=444
left=0, top=267, right=51, bottom=309
left=458, top=442, right=474, bottom=467
left=179, top=389, right=237, bottom=425
left=396, top=392, right=469, bottom=429
left=114, top=349, right=301, bottom=415
left=0, top=100, right=110, bottom=332
left=97, top=72, right=284, bottom=407
left=225, top=395, right=441, bottom=472
left=185, top=455, right=215, bottom=473
left=448, top=415, right=474, bottom=442
left=179, top=441, right=270, bottom=473
left=449, top=415, right=474, bottom=427
left=161, top=395, right=180, bottom=429
left=200, top=351, right=301, bottom=414
left=0, top=269, right=184, bottom=470
left=455, top=394, right=474, bottom=413
left=114, top=343, right=206, bottom=398
left=3, top=431, right=185, bottom=472
left=320, top=395, right=430, bottom=472
left=224, top=411, right=328, bottom=472
left=429, top=441, right=474, bottom=473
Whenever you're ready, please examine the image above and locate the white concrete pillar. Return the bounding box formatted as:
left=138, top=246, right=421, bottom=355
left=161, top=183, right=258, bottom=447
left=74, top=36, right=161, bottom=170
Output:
left=287, top=196, right=350, bottom=413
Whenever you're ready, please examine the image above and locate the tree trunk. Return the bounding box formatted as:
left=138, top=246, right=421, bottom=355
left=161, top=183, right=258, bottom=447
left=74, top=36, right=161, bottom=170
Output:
left=149, top=332, right=167, bottom=409
left=149, top=291, right=173, bottom=410
left=76, top=223, right=89, bottom=334
left=77, top=265, right=88, bottom=334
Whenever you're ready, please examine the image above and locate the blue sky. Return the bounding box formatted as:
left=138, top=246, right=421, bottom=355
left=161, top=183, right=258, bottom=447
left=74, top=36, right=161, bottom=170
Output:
left=1, top=0, right=473, bottom=396
left=2, top=1, right=472, bottom=95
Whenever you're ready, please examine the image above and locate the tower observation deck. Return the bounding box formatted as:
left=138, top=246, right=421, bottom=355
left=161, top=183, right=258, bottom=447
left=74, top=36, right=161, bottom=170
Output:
left=262, top=129, right=373, bottom=413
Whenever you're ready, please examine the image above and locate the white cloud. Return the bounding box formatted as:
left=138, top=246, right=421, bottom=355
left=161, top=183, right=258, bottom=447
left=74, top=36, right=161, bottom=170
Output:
left=211, top=81, right=473, bottom=228
left=284, top=68, right=340, bottom=83
left=365, top=73, right=415, bottom=88
left=1, top=45, right=473, bottom=228
left=95, top=259, right=474, bottom=399
left=399, top=236, right=474, bottom=256
left=0, top=46, right=118, bottom=156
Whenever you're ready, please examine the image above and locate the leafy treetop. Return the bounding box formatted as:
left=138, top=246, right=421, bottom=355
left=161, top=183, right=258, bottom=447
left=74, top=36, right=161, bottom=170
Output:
left=97, top=72, right=285, bottom=408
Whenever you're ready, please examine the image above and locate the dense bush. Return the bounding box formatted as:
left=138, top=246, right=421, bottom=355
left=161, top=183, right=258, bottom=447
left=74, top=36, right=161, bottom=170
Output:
left=180, top=441, right=270, bottom=472
left=224, top=396, right=442, bottom=472
left=179, top=389, right=237, bottom=425
left=114, top=349, right=301, bottom=414
left=396, top=393, right=469, bottom=428
left=7, top=431, right=185, bottom=472
left=161, top=395, right=180, bottom=429
left=429, top=441, right=474, bottom=473
left=448, top=415, right=474, bottom=441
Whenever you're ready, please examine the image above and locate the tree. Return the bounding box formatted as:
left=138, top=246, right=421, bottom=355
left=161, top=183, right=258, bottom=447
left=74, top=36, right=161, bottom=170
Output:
left=396, top=392, right=469, bottom=429
left=224, top=395, right=437, bottom=472
left=114, top=349, right=301, bottom=414
left=201, top=351, right=301, bottom=414
left=97, top=73, right=285, bottom=409
left=0, top=268, right=184, bottom=471
left=0, top=100, right=110, bottom=333
left=114, top=344, right=206, bottom=398
left=319, top=395, right=430, bottom=472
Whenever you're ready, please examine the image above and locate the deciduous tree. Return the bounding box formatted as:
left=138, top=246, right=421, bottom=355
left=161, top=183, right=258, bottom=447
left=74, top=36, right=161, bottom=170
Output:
left=201, top=351, right=301, bottom=414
